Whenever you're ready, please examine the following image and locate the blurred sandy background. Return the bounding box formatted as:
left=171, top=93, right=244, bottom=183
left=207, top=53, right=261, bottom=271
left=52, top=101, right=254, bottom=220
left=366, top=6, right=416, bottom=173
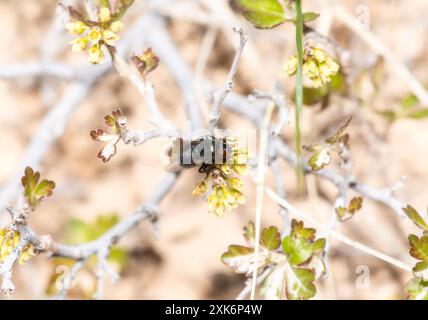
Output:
left=0, top=0, right=428, bottom=299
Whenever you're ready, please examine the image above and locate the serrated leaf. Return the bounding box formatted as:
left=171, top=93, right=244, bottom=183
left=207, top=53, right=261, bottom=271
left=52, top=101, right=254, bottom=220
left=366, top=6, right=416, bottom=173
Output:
left=337, top=197, right=363, bottom=221
left=290, top=219, right=316, bottom=241
left=131, top=48, right=160, bottom=78
left=409, top=234, right=428, bottom=261
left=285, top=264, right=316, bottom=300
left=283, top=220, right=326, bottom=266
left=104, top=109, right=122, bottom=133
left=21, top=167, right=55, bottom=208
left=235, top=0, right=286, bottom=29
left=261, top=226, right=281, bottom=250
left=302, top=12, right=320, bottom=23
left=91, top=109, right=123, bottom=162
left=243, top=221, right=255, bottom=246
left=403, top=205, right=428, bottom=231
left=221, top=245, right=268, bottom=274
left=406, top=277, right=428, bottom=300
left=348, top=197, right=363, bottom=214
left=34, top=179, right=56, bottom=198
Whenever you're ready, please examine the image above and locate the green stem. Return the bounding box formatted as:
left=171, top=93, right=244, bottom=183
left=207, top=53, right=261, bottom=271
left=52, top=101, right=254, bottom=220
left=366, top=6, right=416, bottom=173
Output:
left=294, top=0, right=307, bottom=195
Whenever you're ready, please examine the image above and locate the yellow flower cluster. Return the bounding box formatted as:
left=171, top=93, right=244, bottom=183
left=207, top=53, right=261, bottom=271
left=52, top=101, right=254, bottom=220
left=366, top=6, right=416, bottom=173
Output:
left=285, top=46, right=340, bottom=88
left=66, top=7, right=124, bottom=64
left=0, top=229, right=35, bottom=265
left=193, top=138, right=248, bottom=216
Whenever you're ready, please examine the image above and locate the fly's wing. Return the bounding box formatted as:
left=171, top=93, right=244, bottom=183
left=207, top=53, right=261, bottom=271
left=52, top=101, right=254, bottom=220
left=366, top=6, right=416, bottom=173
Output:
left=165, top=138, right=198, bottom=172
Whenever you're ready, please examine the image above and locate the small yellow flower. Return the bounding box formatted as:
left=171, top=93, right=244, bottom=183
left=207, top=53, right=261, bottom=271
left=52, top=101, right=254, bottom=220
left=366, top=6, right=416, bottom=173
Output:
left=192, top=180, right=207, bottom=196
left=233, top=164, right=248, bottom=175
left=66, top=21, right=88, bottom=35
left=88, top=27, right=102, bottom=44
left=229, top=178, right=244, bottom=191
left=99, top=7, right=111, bottom=23
left=70, top=37, right=88, bottom=53
left=313, top=47, right=326, bottom=63
left=0, top=229, right=35, bottom=264
left=18, top=245, right=35, bottom=265
left=286, top=46, right=340, bottom=88
left=231, top=189, right=246, bottom=204
left=110, top=21, right=124, bottom=33
left=303, top=59, right=318, bottom=78
left=88, top=46, right=104, bottom=64
left=325, top=57, right=339, bottom=74
left=285, top=55, right=298, bottom=76
left=103, top=29, right=119, bottom=46
left=219, top=164, right=231, bottom=175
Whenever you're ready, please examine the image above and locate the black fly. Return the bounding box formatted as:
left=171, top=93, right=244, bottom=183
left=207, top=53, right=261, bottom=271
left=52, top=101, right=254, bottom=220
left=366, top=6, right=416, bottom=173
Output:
left=165, top=135, right=232, bottom=173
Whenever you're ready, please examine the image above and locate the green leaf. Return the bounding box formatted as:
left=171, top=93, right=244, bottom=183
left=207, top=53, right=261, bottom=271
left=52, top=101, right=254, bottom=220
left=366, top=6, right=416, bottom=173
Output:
left=282, top=236, right=314, bottom=265
left=65, top=219, right=93, bottom=244
left=337, top=197, right=363, bottom=221
left=407, top=108, right=428, bottom=119
left=235, top=0, right=286, bottom=29
left=406, top=277, right=428, bottom=300
left=221, top=245, right=268, bottom=274
left=65, top=214, right=119, bottom=244
left=302, top=12, right=320, bottom=23
left=376, top=110, right=398, bottom=122
left=261, top=226, right=281, bottom=250
left=290, top=219, right=316, bottom=241
left=413, top=261, right=428, bottom=282
left=285, top=264, right=316, bottom=300
left=21, top=167, right=55, bottom=208
left=400, top=93, right=418, bottom=110
left=403, top=205, right=428, bottom=231
left=109, top=247, right=129, bottom=272
left=409, top=234, right=428, bottom=261
left=34, top=179, right=55, bottom=198
left=283, top=220, right=326, bottom=265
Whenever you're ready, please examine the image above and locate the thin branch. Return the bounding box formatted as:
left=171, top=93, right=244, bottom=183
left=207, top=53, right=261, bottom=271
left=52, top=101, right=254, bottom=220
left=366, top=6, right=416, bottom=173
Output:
left=0, top=62, right=75, bottom=80
left=208, top=26, right=248, bottom=132
left=24, top=173, right=178, bottom=261
left=146, top=15, right=204, bottom=128
left=250, top=102, right=275, bottom=300
left=0, top=238, right=28, bottom=294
